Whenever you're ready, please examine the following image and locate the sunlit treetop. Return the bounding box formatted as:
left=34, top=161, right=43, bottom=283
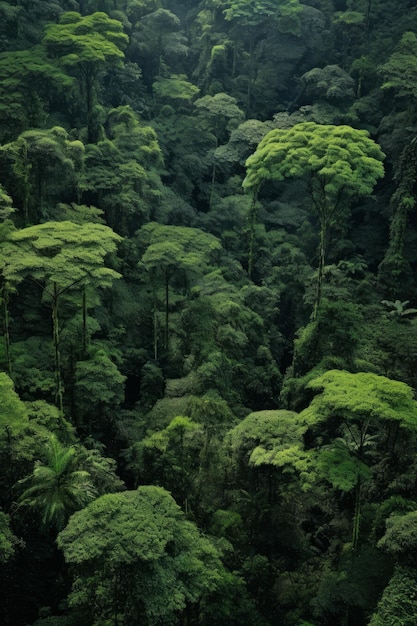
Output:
left=243, top=121, right=385, bottom=200
left=43, top=11, right=128, bottom=67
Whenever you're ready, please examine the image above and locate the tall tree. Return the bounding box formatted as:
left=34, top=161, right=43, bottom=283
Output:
left=42, top=11, right=128, bottom=142
left=1, top=126, right=84, bottom=223
left=1, top=221, right=122, bottom=411
left=223, top=0, right=302, bottom=115
left=243, top=122, right=385, bottom=314
left=301, top=369, right=417, bottom=551
left=138, top=222, right=222, bottom=357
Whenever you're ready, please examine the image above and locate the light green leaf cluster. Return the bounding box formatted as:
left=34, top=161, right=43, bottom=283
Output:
left=153, top=75, right=200, bottom=103
left=0, top=371, right=28, bottom=435
left=378, top=510, right=417, bottom=556
left=301, top=370, right=417, bottom=429
left=139, top=222, right=222, bottom=276
left=250, top=443, right=316, bottom=490
left=43, top=12, right=128, bottom=69
left=243, top=122, right=385, bottom=202
left=74, top=349, right=126, bottom=409
left=369, top=566, right=417, bottom=626
left=2, top=221, right=122, bottom=292
left=142, top=415, right=200, bottom=452
left=227, top=409, right=317, bottom=488
left=317, top=441, right=371, bottom=492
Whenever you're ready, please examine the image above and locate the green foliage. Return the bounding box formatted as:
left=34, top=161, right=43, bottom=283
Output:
left=0, top=510, right=18, bottom=563
left=316, top=440, right=371, bottom=492
left=152, top=74, right=200, bottom=104
left=301, top=369, right=417, bottom=429
left=139, top=222, right=222, bottom=275
left=43, top=12, right=128, bottom=67
left=380, top=31, right=417, bottom=100
left=243, top=121, right=385, bottom=198
left=301, top=65, right=356, bottom=102
left=244, top=121, right=385, bottom=312
left=369, top=565, right=417, bottom=626
left=0, top=45, right=74, bottom=142
left=1, top=126, right=84, bottom=221
left=378, top=510, right=417, bottom=562
left=194, top=92, right=245, bottom=143
left=74, top=348, right=126, bottom=428
left=2, top=220, right=121, bottom=290
left=17, top=434, right=97, bottom=530
left=83, top=106, right=163, bottom=234
left=226, top=409, right=317, bottom=490
left=57, top=485, right=226, bottom=625
left=223, top=0, right=302, bottom=35
left=0, top=371, right=31, bottom=445
left=43, top=11, right=128, bottom=141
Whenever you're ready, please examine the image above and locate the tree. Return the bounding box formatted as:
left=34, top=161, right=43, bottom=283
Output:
left=380, top=31, right=417, bottom=101
left=43, top=12, right=128, bottom=142
left=378, top=137, right=417, bottom=298
left=223, top=0, right=302, bottom=115
left=0, top=511, right=18, bottom=563
left=1, top=221, right=122, bottom=411
left=369, top=565, right=417, bottom=626
left=1, top=126, right=84, bottom=223
left=0, top=373, right=71, bottom=508
left=57, top=485, right=225, bottom=625
left=138, top=222, right=222, bottom=356
left=243, top=122, right=385, bottom=314
left=74, top=348, right=126, bottom=431
left=130, top=8, right=188, bottom=85
left=82, top=105, right=163, bottom=235
left=0, top=45, right=74, bottom=143
left=17, top=434, right=97, bottom=531
left=194, top=93, right=244, bottom=207
left=300, top=369, right=417, bottom=550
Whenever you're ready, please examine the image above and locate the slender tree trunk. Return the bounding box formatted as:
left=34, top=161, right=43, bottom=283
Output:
left=82, top=287, right=87, bottom=357
left=52, top=282, right=63, bottom=412
left=247, top=191, right=258, bottom=279
left=154, top=302, right=158, bottom=361
left=2, top=284, right=12, bottom=376
left=352, top=476, right=362, bottom=552
left=313, top=222, right=326, bottom=320
left=246, top=33, right=254, bottom=117
left=209, top=160, right=217, bottom=209
left=165, top=271, right=169, bottom=351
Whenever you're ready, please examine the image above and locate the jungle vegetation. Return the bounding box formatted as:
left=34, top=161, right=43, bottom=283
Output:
left=1, top=1, right=417, bottom=625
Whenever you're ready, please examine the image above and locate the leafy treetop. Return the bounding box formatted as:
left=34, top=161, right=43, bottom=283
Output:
left=243, top=121, right=385, bottom=199
left=301, top=369, right=417, bottom=429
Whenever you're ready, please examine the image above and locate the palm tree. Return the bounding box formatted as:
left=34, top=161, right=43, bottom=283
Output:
left=17, top=434, right=97, bottom=531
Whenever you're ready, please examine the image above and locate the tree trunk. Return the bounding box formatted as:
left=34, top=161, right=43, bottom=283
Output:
left=2, top=284, right=12, bottom=376
left=82, top=287, right=87, bottom=357
left=247, top=191, right=258, bottom=279
left=165, top=271, right=169, bottom=351
left=52, top=282, right=63, bottom=412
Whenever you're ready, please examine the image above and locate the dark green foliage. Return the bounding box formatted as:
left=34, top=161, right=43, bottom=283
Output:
left=369, top=565, right=417, bottom=626
left=2, top=2, right=417, bottom=625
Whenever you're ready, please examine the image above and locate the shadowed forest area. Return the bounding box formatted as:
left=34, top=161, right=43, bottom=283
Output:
left=2, top=1, right=417, bottom=624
